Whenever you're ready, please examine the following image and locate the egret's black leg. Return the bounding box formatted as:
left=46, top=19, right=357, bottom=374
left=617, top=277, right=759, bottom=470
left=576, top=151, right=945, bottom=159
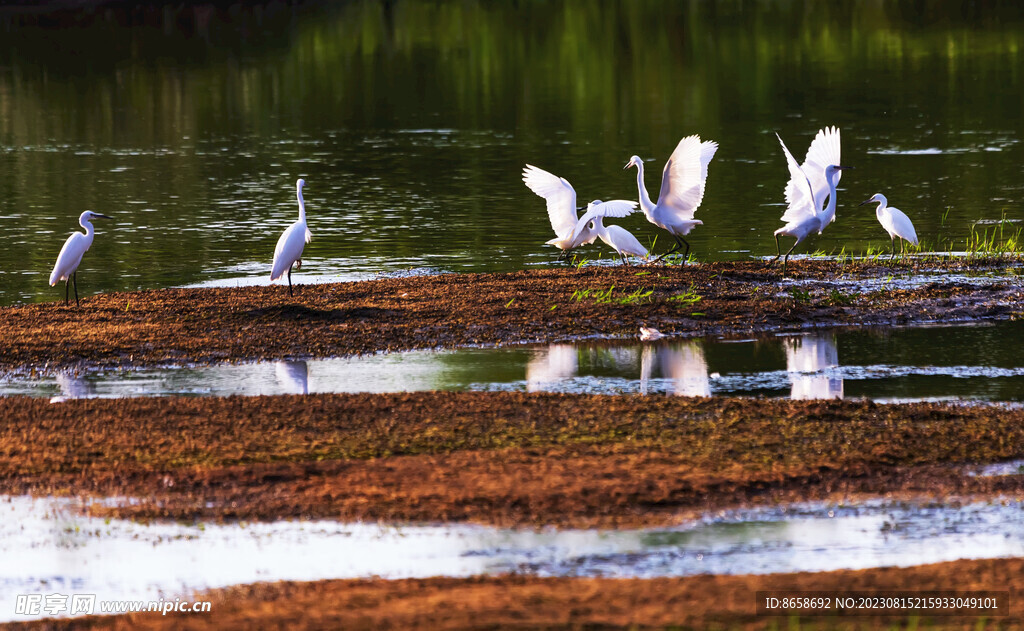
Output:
left=620, top=252, right=629, bottom=266
left=766, top=234, right=783, bottom=267
left=64, top=278, right=69, bottom=306
left=889, top=238, right=896, bottom=264
left=287, top=266, right=293, bottom=297
left=73, top=272, right=79, bottom=307
left=654, top=236, right=685, bottom=263
left=781, top=241, right=799, bottom=276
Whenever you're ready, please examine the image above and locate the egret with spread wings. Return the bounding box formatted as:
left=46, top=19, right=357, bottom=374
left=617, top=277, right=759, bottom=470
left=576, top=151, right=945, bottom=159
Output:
left=624, top=135, right=718, bottom=263
left=767, top=127, right=851, bottom=274
left=567, top=200, right=648, bottom=265
left=522, top=164, right=637, bottom=260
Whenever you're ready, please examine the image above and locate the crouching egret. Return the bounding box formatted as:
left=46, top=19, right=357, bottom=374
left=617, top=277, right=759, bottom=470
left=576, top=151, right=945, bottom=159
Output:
left=567, top=200, right=648, bottom=265
left=767, top=127, right=851, bottom=275
left=624, top=135, right=718, bottom=263
left=860, top=193, right=918, bottom=261
left=522, top=164, right=637, bottom=260
left=49, top=211, right=112, bottom=306
left=271, top=178, right=312, bottom=296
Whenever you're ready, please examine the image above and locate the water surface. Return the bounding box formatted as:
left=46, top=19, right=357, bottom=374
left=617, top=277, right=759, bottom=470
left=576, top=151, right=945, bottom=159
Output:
left=9, top=321, right=1024, bottom=403
left=3, top=495, right=1022, bottom=621
left=2, top=2, right=1024, bottom=305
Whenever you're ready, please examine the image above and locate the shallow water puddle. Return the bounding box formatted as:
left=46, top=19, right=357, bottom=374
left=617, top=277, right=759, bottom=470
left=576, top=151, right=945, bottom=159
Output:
left=2, top=496, right=1023, bottom=621
left=7, top=320, right=1024, bottom=402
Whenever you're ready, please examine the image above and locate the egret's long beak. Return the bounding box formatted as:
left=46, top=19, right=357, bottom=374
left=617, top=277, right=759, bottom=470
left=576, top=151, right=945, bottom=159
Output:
left=858, top=199, right=871, bottom=206
left=836, top=165, right=854, bottom=170
left=94, top=213, right=112, bottom=219
left=623, top=160, right=633, bottom=170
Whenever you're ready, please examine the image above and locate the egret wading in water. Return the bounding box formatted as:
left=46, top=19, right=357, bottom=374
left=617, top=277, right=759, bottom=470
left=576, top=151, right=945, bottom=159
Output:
left=768, top=127, right=851, bottom=275
left=624, top=135, right=718, bottom=263
left=860, top=193, right=919, bottom=261
left=568, top=200, right=649, bottom=265
left=522, top=164, right=637, bottom=260
left=271, top=178, right=312, bottom=296
left=49, top=211, right=112, bottom=307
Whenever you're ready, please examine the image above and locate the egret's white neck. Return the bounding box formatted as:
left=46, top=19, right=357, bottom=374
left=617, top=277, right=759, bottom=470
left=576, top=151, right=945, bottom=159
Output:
left=80, top=218, right=95, bottom=238
left=818, top=174, right=840, bottom=226
left=297, top=186, right=307, bottom=222
left=633, top=161, right=656, bottom=216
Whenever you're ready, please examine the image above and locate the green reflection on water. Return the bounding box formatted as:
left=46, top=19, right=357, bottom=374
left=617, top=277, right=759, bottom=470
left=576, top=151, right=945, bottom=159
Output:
left=1, top=1, right=1023, bottom=305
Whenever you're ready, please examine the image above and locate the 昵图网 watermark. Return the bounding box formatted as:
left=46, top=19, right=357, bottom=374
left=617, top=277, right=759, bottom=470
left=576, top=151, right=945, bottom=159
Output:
left=14, top=593, right=212, bottom=617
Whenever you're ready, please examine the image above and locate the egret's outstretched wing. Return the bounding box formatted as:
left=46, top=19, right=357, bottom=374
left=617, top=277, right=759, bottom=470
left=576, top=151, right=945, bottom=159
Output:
left=523, top=164, right=578, bottom=240
left=655, top=135, right=708, bottom=221
left=588, top=199, right=638, bottom=218
left=567, top=199, right=638, bottom=245
left=801, top=126, right=841, bottom=212
left=778, top=133, right=817, bottom=224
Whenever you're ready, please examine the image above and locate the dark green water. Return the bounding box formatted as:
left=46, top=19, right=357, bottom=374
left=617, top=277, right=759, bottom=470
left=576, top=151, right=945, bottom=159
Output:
left=2, top=1, right=1024, bottom=305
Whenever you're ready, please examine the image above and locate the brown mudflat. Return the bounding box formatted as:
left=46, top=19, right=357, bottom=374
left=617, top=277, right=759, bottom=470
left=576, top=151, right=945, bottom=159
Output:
left=2, top=260, right=1021, bottom=370
left=3, top=392, right=1023, bottom=527
left=18, top=559, right=1024, bottom=630
left=5, top=261, right=1024, bottom=630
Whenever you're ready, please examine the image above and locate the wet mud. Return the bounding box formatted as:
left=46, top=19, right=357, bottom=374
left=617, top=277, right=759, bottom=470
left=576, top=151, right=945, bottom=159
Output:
left=17, top=559, right=1024, bottom=630
left=2, top=392, right=1023, bottom=527
left=2, top=260, right=1022, bottom=371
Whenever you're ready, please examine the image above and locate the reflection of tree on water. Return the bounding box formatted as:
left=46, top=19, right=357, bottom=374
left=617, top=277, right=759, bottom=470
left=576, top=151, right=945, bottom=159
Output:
left=784, top=335, right=842, bottom=400
left=640, top=342, right=711, bottom=397
left=525, top=345, right=577, bottom=392
left=275, top=360, right=309, bottom=395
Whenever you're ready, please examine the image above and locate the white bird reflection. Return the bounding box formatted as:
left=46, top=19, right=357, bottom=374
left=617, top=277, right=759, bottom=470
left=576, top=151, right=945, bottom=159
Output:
left=525, top=345, right=577, bottom=392
left=50, top=372, right=96, bottom=402
left=784, top=334, right=843, bottom=400
left=641, top=341, right=711, bottom=397
left=275, top=361, right=309, bottom=395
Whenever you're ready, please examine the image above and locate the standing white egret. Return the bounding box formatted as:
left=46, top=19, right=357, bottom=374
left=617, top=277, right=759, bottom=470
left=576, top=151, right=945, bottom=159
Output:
left=271, top=178, right=312, bottom=296
left=522, top=164, right=637, bottom=259
left=49, top=211, right=112, bottom=307
left=624, top=135, right=718, bottom=263
left=767, top=127, right=851, bottom=274
left=860, top=193, right=919, bottom=261
left=567, top=200, right=648, bottom=265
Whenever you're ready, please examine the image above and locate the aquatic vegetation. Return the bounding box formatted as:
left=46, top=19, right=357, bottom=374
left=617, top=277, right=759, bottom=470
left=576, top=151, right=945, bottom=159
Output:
left=666, top=284, right=702, bottom=307
left=788, top=287, right=812, bottom=303
left=571, top=285, right=654, bottom=306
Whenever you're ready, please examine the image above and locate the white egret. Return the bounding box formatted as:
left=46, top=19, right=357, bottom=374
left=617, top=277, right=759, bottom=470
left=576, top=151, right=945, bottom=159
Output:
left=767, top=127, right=851, bottom=274
left=271, top=178, right=312, bottom=296
left=567, top=200, right=648, bottom=265
left=49, top=210, right=112, bottom=307
left=522, top=164, right=637, bottom=260
left=860, top=193, right=919, bottom=261
left=624, top=135, right=718, bottom=263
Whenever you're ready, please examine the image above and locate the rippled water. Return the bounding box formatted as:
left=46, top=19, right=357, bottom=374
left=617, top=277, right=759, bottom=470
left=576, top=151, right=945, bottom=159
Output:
left=2, top=495, right=1021, bottom=621
left=6, top=321, right=1024, bottom=403
left=2, top=2, right=1024, bottom=305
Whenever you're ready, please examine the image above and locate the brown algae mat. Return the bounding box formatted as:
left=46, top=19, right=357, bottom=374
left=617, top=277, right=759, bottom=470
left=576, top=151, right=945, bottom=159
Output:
left=18, top=559, right=1024, bottom=630
left=2, top=260, right=1022, bottom=370
left=3, top=392, right=1024, bottom=527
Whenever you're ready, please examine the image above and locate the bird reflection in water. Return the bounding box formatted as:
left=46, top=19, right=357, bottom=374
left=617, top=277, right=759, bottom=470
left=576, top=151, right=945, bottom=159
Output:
left=275, top=360, right=309, bottom=395
left=784, top=334, right=843, bottom=400
left=50, top=371, right=96, bottom=402
left=641, top=342, right=711, bottom=397
left=525, top=345, right=577, bottom=392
